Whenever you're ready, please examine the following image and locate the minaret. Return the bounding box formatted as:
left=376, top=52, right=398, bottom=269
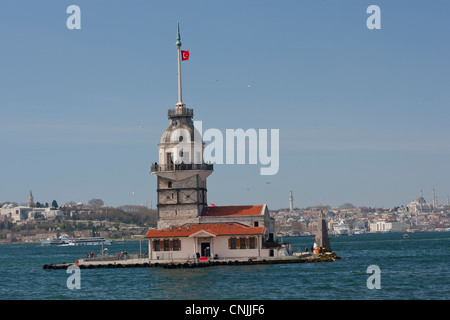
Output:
left=433, top=188, right=436, bottom=208
left=289, top=191, right=293, bottom=212
left=150, top=23, right=213, bottom=230
left=27, top=190, right=34, bottom=208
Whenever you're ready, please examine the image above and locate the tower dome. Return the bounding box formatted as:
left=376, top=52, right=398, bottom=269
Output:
left=159, top=115, right=202, bottom=145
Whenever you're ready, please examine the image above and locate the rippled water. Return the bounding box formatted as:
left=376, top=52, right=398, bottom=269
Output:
left=1, top=232, right=449, bottom=300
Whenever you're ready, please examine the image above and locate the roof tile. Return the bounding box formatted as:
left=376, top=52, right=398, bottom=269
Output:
left=201, top=205, right=264, bottom=217
left=145, top=222, right=265, bottom=238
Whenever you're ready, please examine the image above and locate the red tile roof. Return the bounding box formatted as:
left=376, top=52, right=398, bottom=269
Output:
left=201, top=205, right=264, bottom=217
left=145, top=223, right=265, bottom=238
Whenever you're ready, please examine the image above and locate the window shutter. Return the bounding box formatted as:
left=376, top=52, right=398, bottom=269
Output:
left=169, top=239, right=174, bottom=250
left=236, top=238, right=240, bottom=249
left=228, top=238, right=232, bottom=249
left=245, top=238, right=250, bottom=248
left=152, top=240, right=156, bottom=251
left=250, top=237, right=256, bottom=249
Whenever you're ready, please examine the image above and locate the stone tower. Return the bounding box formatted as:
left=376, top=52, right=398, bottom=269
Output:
left=315, top=210, right=331, bottom=252
left=150, top=23, right=213, bottom=229
left=27, top=190, right=34, bottom=208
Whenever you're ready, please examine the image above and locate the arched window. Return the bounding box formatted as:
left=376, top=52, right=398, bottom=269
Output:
left=168, top=181, right=172, bottom=188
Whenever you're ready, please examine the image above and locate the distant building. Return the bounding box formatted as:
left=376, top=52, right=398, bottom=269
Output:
left=1, top=205, right=33, bottom=223
left=369, top=219, right=407, bottom=232
left=0, top=191, right=63, bottom=223
left=407, top=192, right=433, bottom=213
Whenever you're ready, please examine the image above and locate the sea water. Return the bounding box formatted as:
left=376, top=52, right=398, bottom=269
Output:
left=0, top=232, right=448, bottom=300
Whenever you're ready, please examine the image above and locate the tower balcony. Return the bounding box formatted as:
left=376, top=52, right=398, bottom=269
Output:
left=168, top=107, right=193, bottom=119
left=151, top=162, right=213, bottom=174
left=151, top=162, right=214, bottom=181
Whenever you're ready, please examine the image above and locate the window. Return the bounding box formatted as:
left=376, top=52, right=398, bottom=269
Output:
left=229, top=238, right=236, bottom=249
left=173, top=239, right=181, bottom=251
left=229, top=237, right=257, bottom=249
left=164, top=240, right=170, bottom=251
left=154, top=239, right=181, bottom=251
left=254, top=221, right=259, bottom=227
left=240, top=237, right=247, bottom=249
left=249, top=237, right=256, bottom=249
left=179, top=136, right=183, bottom=142
left=168, top=181, right=172, bottom=188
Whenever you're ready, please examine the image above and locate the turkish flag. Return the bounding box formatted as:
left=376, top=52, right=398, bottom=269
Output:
left=181, top=50, right=190, bottom=61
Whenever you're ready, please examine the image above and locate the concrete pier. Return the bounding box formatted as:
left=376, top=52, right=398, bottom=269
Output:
left=43, top=253, right=341, bottom=270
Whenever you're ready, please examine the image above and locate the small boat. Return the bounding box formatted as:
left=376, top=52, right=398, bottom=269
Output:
left=403, top=233, right=409, bottom=239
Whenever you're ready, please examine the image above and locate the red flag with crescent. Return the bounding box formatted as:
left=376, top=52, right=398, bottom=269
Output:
left=181, top=50, right=190, bottom=61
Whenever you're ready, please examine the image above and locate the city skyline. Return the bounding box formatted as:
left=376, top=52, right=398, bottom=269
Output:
left=1, top=1, right=449, bottom=209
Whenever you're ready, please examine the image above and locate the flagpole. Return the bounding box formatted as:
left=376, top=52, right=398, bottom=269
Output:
left=176, top=21, right=183, bottom=107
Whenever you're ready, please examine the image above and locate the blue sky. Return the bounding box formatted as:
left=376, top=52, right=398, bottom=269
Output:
left=1, top=1, right=449, bottom=209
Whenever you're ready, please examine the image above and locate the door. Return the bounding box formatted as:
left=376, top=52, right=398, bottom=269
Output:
left=166, top=153, right=173, bottom=170
left=201, top=242, right=210, bottom=257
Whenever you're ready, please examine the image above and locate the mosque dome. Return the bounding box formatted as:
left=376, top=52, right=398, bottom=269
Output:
left=407, top=192, right=433, bottom=213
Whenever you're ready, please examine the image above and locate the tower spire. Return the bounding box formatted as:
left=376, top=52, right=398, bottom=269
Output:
left=289, top=191, right=293, bottom=212
left=176, top=21, right=184, bottom=107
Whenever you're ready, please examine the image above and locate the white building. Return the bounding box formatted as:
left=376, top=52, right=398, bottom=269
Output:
left=1, top=190, right=64, bottom=223
left=0, top=204, right=64, bottom=223
left=146, top=205, right=283, bottom=260
left=1, top=205, right=33, bottom=223
left=369, top=219, right=407, bottom=232
left=329, top=220, right=350, bottom=235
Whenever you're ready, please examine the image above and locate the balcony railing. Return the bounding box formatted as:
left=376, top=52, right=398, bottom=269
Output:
left=151, top=163, right=213, bottom=173
left=168, top=107, right=193, bottom=119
